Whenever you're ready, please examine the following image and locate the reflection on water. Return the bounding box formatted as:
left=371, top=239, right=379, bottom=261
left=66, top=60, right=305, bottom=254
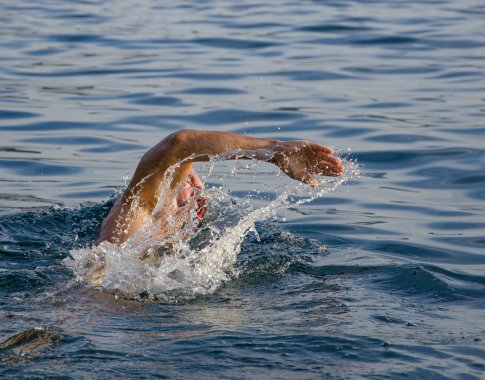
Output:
left=1, top=0, right=485, bottom=378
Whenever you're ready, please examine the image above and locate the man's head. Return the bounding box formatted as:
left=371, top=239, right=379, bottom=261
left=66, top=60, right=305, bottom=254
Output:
left=176, top=168, right=203, bottom=207
left=175, top=168, right=207, bottom=222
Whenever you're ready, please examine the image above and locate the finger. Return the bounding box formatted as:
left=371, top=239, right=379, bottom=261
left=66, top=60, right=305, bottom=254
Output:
left=314, top=154, right=341, bottom=167
left=317, top=159, right=342, bottom=174
left=315, top=150, right=340, bottom=163
left=314, top=159, right=344, bottom=176
left=307, top=142, right=333, bottom=155
left=298, top=171, right=318, bottom=187
left=317, top=153, right=344, bottom=170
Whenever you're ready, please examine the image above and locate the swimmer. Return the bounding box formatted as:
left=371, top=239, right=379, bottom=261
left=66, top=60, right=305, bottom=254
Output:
left=96, top=129, right=344, bottom=245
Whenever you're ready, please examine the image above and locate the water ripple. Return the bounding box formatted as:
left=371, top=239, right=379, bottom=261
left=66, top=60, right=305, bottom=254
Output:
left=0, top=159, right=82, bottom=177
left=1, top=0, right=485, bottom=377
left=0, top=110, right=39, bottom=119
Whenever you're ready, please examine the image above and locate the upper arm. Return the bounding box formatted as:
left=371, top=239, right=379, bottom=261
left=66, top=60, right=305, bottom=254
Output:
left=96, top=199, right=150, bottom=244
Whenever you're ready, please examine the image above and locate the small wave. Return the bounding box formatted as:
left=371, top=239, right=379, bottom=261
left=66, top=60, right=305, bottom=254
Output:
left=0, top=326, right=92, bottom=366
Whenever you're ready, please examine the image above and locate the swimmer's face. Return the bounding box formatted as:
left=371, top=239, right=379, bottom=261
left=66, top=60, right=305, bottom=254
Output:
left=176, top=168, right=203, bottom=207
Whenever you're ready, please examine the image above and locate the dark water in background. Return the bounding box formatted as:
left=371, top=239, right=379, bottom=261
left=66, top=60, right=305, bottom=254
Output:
left=1, top=0, right=484, bottom=378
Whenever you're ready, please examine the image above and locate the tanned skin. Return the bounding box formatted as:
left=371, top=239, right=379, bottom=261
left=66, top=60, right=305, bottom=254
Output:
left=96, top=130, right=344, bottom=245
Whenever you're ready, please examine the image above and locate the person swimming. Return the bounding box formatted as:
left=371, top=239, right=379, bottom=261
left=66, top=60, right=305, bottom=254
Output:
left=95, top=129, right=344, bottom=246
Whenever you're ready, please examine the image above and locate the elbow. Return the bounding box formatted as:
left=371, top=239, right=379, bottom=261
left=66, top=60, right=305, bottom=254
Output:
left=170, top=128, right=200, bottom=155
left=143, top=129, right=204, bottom=165
left=145, top=129, right=194, bottom=156
left=169, top=129, right=195, bottom=146
left=162, top=129, right=198, bottom=162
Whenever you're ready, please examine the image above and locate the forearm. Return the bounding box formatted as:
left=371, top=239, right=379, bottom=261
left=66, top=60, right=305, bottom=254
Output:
left=169, top=129, right=280, bottom=163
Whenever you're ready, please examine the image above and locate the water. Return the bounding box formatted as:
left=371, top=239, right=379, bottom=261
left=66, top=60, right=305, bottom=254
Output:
left=1, top=0, right=484, bottom=378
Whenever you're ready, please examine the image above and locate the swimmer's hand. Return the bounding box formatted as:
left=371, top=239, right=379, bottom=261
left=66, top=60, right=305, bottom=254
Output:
left=270, top=141, right=344, bottom=187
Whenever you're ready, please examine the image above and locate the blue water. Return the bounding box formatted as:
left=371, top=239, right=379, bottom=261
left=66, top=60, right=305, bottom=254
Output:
left=1, top=0, right=484, bottom=378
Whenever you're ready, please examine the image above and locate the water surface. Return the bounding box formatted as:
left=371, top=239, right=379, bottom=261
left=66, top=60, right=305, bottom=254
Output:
left=1, top=0, right=484, bottom=378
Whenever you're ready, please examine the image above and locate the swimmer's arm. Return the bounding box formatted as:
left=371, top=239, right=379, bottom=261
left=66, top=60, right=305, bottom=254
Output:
left=97, top=130, right=343, bottom=244
left=123, top=130, right=278, bottom=204
left=132, top=128, right=343, bottom=202
left=165, top=129, right=344, bottom=184
left=132, top=129, right=343, bottom=188
left=110, top=130, right=283, bottom=212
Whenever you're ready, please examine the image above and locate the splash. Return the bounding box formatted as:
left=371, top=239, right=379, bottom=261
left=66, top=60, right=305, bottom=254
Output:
left=64, top=154, right=360, bottom=301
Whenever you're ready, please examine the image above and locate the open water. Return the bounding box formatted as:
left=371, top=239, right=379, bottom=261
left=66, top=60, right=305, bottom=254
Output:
left=1, top=0, right=484, bottom=378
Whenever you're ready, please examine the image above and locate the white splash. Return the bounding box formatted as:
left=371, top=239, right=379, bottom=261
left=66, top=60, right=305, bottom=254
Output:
left=64, top=156, right=360, bottom=301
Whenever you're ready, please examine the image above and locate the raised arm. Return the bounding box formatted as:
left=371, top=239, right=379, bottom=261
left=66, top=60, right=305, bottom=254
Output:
left=146, top=129, right=341, bottom=177
left=96, top=130, right=343, bottom=244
